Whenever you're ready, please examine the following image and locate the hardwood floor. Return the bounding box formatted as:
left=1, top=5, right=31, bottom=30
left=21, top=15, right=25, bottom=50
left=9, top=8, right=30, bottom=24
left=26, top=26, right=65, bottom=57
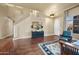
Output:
left=0, top=36, right=14, bottom=55
left=0, top=35, right=59, bottom=55
left=14, top=35, right=59, bottom=55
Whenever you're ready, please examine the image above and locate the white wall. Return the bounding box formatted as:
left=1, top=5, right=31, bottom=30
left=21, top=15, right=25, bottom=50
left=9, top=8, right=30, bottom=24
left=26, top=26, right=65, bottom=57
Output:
left=0, top=5, right=13, bottom=39
left=0, top=17, right=13, bottom=39
left=43, top=18, right=54, bottom=36
left=53, top=15, right=64, bottom=35
left=53, top=6, right=79, bottom=36
left=14, top=13, right=54, bottom=40
left=68, top=6, right=79, bottom=39
left=13, top=4, right=78, bottom=40
left=54, top=18, right=61, bottom=35
left=69, top=6, right=79, bottom=16
left=14, top=16, right=32, bottom=39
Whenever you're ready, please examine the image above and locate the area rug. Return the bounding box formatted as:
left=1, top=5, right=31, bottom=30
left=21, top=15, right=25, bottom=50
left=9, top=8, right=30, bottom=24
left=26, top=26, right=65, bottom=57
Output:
left=38, top=41, right=61, bottom=55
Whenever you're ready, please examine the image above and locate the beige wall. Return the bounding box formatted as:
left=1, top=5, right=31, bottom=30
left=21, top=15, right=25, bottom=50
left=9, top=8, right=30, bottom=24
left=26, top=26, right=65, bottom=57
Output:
left=69, top=6, right=79, bottom=16
left=0, top=17, right=13, bottom=39
left=0, top=5, right=54, bottom=40
left=68, top=6, right=79, bottom=39
left=43, top=4, right=74, bottom=36
left=0, top=4, right=79, bottom=40
left=0, top=5, right=13, bottom=39
left=14, top=13, right=54, bottom=40
left=53, top=15, right=64, bottom=35
left=43, top=17, right=54, bottom=36
left=54, top=5, right=79, bottom=39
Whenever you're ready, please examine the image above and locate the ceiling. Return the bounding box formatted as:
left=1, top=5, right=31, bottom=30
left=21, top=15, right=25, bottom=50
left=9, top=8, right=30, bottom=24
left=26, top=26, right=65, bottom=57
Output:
left=0, top=3, right=79, bottom=14
left=11, top=3, right=53, bottom=11
left=0, top=3, right=79, bottom=23
left=11, top=3, right=79, bottom=12
left=10, top=3, right=79, bottom=17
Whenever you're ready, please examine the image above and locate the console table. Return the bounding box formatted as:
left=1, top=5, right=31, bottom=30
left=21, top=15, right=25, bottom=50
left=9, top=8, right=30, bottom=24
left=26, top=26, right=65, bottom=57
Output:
left=32, top=31, right=44, bottom=38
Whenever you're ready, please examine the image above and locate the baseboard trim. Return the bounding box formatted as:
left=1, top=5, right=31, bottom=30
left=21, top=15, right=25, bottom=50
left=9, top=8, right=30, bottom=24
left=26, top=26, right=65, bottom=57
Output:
left=44, top=34, right=54, bottom=36
left=0, top=34, right=13, bottom=39
left=13, top=36, right=31, bottom=40
left=13, top=34, right=54, bottom=40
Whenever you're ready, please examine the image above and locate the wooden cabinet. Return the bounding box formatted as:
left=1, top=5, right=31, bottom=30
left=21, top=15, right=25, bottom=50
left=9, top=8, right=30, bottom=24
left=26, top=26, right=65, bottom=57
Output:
left=32, top=31, right=44, bottom=38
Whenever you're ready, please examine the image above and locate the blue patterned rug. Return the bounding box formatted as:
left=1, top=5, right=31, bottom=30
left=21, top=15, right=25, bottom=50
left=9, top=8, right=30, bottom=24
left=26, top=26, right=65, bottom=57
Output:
left=38, top=41, right=61, bottom=55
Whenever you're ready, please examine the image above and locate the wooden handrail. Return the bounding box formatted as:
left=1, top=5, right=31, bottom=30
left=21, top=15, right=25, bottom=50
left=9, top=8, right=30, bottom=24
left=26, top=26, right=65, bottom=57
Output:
left=59, top=40, right=79, bottom=50
left=59, top=40, right=79, bottom=55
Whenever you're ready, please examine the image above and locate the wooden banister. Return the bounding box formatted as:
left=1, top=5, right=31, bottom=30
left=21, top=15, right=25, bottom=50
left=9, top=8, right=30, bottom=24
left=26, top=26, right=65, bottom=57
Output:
left=59, top=40, right=79, bottom=55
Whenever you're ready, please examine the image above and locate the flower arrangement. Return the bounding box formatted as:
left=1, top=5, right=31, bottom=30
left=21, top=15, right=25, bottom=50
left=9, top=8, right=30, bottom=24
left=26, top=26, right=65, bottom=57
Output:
left=31, top=21, right=43, bottom=31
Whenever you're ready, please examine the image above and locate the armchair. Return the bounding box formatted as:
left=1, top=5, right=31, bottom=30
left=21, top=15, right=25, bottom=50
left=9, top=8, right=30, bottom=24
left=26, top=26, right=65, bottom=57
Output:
left=60, top=31, right=72, bottom=42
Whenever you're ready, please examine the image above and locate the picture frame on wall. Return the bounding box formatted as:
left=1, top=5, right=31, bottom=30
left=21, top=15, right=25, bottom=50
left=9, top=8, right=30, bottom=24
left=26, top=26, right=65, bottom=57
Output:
left=73, top=15, right=79, bottom=34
